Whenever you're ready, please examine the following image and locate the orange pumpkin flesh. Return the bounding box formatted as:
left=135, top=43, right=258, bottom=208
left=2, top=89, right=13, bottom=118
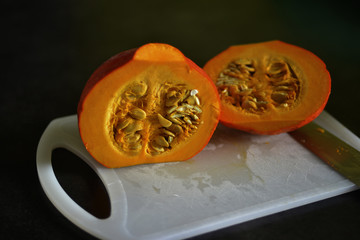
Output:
left=78, top=43, right=220, bottom=168
left=203, top=40, right=331, bottom=135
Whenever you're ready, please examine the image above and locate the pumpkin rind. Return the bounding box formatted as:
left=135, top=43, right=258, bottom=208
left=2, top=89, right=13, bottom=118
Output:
left=203, top=40, right=331, bottom=135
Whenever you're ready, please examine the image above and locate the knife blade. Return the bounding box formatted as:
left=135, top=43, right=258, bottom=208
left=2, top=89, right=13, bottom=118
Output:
left=289, top=121, right=360, bottom=186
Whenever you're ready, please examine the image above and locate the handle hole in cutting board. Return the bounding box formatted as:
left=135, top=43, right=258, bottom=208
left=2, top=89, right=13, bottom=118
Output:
left=51, top=148, right=111, bottom=219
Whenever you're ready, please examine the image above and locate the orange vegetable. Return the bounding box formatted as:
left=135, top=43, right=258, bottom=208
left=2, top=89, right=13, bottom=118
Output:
left=203, top=40, right=331, bottom=135
left=78, top=43, right=220, bottom=168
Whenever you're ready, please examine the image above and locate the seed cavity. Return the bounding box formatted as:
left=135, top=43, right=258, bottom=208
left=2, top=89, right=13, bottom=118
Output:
left=216, top=57, right=300, bottom=113
left=110, top=81, right=203, bottom=155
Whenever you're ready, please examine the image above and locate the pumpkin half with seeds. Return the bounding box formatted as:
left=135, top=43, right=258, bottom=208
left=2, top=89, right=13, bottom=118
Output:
left=203, top=40, right=331, bottom=135
left=78, top=43, right=220, bottom=168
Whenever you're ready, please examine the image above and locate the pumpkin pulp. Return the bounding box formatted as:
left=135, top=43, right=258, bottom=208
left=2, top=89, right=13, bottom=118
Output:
left=78, top=43, right=220, bottom=168
left=203, top=40, right=331, bottom=135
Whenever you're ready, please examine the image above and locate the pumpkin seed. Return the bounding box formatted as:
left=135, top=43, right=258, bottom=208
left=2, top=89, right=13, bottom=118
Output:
left=168, top=124, right=183, bottom=134
left=256, top=101, right=268, bottom=108
left=185, top=95, right=195, bottom=105
left=190, top=89, right=198, bottom=96
left=220, top=88, right=228, bottom=95
left=131, top=82, right=148, bottom=97
left=129, top=108, right=146, bottom=120
left=128, top=142, right=142, bottom=151
left=166, top=90, right=178, bottom=99
left=275, top=86, right=293, bottom=91
left=155, top=135, right=169, bottom=147
left=157, top=113, right=172, bottom=128
left=273, top=79, right=295, bottom=86
left=124, top=91, right=138, bottom=101
left=151, top=141, right=165, bottom=152
left=190, top=113, right=199, bottom=121
left=271, top=91, right=288, bottom=103
left=267, top=61, right=288, bottom=74
left=165, top=96, right=180, bottom=107
left=193, top=106, right=202, bottom=113
left=170, top=112, right=184, bottom=119
left=123, top=120, right=142, bottom=134
left=169, top=117, right=183, bottom=125
left=166, top=105, right=177, bottom=114
left=182, top=103, right=194, bottom=110
left=124, top=133, right=141, bottom=143
left=183, top=116, right=192, bottom=125
left=180, top=90, right=190, bottom=102
left=242, top=100, right=257, bottom=110
left=234, top=58, right=252, bottom=66
left=116, top=118, right=132, bottom=132
left=194, top=95, right=200, bottom=106
left=161, top=128, right=175, bottom=137
left=176, top=105, right=187, bottom=112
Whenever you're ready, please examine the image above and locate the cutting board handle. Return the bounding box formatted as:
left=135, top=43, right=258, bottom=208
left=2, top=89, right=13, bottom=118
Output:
left=36, top=116, right=133, bottom=240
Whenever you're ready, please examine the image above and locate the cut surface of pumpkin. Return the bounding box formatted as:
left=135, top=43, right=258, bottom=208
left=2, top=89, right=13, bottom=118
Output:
left=78, top=43, right=220, bottom=168
left=203, top=40, right=331, bottom=135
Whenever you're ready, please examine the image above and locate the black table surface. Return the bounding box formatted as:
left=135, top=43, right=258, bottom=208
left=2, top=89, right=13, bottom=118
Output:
left=3, top=1, right=360, bottom=239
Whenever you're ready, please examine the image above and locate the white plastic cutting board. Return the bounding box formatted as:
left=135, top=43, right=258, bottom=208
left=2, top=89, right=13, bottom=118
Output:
left=36, top=111, right=360, bottom=240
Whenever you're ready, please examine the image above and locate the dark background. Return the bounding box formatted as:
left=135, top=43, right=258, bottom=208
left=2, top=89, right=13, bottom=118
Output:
left=2, top=0, right=360, bottom=239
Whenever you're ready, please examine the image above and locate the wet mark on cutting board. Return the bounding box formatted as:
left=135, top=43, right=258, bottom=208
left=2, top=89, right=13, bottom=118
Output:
left=148, top=124, right=264, bottom=193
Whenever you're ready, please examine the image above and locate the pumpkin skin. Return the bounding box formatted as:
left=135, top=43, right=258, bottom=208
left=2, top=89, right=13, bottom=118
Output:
left=78, top=43, right=220, bottom=168
left=203, top=40, right=331, bottom=135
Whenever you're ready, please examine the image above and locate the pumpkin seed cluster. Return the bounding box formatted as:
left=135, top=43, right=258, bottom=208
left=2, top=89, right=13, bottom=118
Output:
left=110, top=81, right=203, bottom=156
left=216, top=58, right=300, bottom=113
